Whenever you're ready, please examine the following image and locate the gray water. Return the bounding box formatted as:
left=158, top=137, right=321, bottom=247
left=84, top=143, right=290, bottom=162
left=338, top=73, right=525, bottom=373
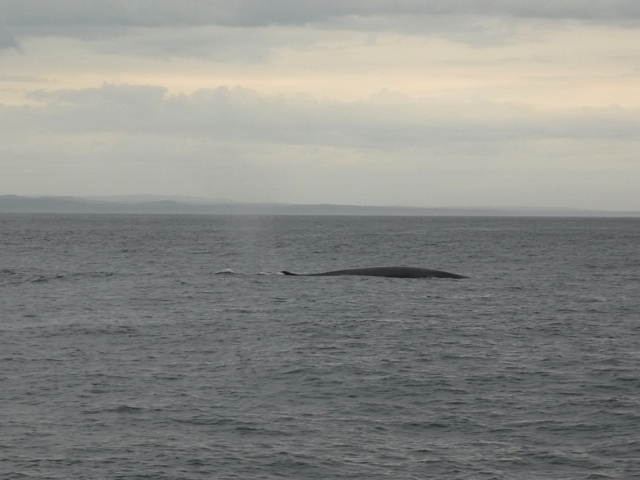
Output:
left=1, top=214, right=639, bottom=479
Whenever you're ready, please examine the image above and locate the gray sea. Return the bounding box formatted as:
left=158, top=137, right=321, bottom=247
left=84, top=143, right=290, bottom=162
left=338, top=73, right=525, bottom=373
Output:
left=1, top=214, right=639, bottom=479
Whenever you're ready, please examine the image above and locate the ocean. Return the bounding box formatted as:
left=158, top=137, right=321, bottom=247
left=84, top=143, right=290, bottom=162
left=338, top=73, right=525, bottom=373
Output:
left=1, top=214, right=639, bottom=479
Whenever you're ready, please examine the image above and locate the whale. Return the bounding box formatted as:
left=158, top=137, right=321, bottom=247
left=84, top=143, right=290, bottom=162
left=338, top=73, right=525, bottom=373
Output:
left=281, top=266, right=467, bottom=279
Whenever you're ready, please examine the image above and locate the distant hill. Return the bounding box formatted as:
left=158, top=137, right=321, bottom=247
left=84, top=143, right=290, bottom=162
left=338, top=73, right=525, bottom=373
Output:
left=0, top=195, right=637, bottom=217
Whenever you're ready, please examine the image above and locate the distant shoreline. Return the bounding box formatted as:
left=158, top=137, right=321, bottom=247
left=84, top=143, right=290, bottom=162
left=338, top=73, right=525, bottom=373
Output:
left=0, top=195, right=638, bottom=217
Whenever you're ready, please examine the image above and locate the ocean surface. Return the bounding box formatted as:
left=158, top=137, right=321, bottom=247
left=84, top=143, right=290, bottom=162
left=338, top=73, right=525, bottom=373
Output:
left=1, top=214, right=639, bottom=479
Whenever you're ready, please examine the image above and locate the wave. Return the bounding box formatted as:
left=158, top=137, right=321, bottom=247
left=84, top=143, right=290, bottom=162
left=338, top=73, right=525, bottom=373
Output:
left=214, top=268, right=237, bottom=275
left=0, top=270, right=117, bottom=286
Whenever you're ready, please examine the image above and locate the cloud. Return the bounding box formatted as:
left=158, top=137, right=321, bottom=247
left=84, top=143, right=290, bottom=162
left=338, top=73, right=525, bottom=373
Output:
left=4, top=1, right=640, bottom=28
left=3, top=83, right=638, bottom=208
left=2, top=1, right=639, bottom=55
left=17, top=83, right=640, bottom=144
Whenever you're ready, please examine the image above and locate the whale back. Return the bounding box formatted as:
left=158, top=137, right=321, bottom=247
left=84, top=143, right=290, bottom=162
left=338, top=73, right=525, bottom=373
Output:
left=282, top=266, right=467, bottom=279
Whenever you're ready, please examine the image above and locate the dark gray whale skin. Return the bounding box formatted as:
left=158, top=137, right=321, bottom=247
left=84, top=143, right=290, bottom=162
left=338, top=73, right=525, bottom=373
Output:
left=281, top=266, right=467, bottom=279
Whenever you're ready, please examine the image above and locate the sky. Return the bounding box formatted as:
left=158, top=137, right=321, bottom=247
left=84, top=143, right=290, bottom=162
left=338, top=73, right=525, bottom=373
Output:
left=1, top=1, right=639, bottom=210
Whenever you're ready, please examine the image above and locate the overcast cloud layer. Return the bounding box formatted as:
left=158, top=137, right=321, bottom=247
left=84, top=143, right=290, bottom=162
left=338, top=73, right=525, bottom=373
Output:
left=1, top=0, right=639, bottom=209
